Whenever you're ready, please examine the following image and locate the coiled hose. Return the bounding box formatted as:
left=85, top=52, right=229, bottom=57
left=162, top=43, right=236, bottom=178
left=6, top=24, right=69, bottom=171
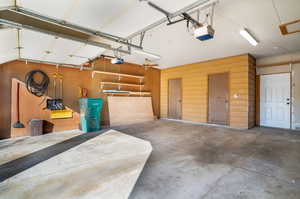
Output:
left=25, top=70, right=50, bottom=97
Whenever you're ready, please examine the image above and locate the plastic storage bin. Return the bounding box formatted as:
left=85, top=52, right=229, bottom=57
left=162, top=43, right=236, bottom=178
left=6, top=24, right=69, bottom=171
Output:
left=79, top=98, right=103, bottom=133
left=28, top=119, right=43, bottom=136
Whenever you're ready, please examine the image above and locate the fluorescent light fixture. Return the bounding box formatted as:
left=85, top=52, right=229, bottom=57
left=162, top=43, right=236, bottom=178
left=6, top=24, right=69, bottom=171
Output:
left=133, top=49, right=161, bottom=60
left=240, top=29, right=258, bottom=46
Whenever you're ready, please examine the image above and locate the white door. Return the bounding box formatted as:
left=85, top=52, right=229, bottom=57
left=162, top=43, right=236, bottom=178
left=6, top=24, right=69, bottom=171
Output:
left=260, top=73, right=291, bottom=129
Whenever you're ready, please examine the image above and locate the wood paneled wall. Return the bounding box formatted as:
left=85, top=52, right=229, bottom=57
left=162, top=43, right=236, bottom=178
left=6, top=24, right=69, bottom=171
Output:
left=11, top=79, right=81, bottom=137
left=0, top=59, right=160, bottom=138
left=161, top=54, right=256, bottom=129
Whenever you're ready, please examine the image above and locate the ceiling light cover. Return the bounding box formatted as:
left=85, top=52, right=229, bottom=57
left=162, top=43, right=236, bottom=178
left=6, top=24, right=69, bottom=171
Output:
left=240, top=29, right=258, bottom=46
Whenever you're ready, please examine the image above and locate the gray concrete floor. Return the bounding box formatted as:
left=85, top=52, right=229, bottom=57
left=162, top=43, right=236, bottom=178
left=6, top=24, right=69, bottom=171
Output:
left=116, top=120, right=300, bottom=199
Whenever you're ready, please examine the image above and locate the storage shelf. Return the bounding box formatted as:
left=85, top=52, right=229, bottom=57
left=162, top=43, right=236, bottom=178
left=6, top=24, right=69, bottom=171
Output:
left=101, top=82, right=144, bottom=87
left=92, top=70, right=144, bottom=79
left=129, top=91, right=151, bottom=95
left=103, top=90, right=151, bottom=96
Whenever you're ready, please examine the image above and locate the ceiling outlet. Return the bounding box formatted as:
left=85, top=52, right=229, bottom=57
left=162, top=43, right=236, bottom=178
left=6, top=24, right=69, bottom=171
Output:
left=279, top=19, right=300, bottom=36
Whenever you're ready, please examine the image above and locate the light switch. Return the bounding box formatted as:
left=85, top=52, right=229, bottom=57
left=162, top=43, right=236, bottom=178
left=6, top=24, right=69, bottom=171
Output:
left=233, top=93, right=240, bottom=99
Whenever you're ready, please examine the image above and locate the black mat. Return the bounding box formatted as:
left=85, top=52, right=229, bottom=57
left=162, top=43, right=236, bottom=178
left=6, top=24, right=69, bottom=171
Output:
left=0, top=131, right=105, bottom=183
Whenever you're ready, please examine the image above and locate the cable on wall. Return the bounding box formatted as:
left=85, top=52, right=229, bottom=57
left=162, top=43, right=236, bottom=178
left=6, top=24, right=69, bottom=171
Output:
left=25, top=70, right=50, bottom=97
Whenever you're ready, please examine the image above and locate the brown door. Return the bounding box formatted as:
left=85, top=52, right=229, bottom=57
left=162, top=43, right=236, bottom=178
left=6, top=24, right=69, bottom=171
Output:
left=208, top=73, right=229, bottom=125
left=168, top=79, right=182, bottom=119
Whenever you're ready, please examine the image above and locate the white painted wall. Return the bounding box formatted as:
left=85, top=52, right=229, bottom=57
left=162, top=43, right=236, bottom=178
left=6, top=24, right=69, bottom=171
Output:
left=257, top=51, right=300, bottom=130
left=256, top=65, right=290, bottom=75
left=257, top=51, right=300, bottom=65
left=292, top=64, right=300, bottom=130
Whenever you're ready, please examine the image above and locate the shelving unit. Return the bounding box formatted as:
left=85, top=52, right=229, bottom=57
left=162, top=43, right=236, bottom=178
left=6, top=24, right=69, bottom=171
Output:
left=93, top=70, right=150, bottom=96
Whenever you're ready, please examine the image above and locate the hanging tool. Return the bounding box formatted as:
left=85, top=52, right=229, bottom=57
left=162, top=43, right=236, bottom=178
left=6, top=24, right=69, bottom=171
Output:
left=46, top=67, right=73, bottom=119
left=12, top=82, right=25, bottom=128
left=46, top=71, right=65, bottom=110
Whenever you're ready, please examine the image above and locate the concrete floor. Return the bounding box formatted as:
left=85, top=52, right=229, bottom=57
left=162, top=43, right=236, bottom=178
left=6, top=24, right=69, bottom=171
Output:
left=116, top=120, right=300, bottom=199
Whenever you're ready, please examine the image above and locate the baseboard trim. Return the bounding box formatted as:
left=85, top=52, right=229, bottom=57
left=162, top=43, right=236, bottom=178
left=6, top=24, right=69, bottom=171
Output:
left=161, top=118, right=249, bottom=130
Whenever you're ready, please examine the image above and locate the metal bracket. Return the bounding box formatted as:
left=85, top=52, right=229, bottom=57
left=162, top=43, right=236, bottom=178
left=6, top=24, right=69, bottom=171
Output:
left=128, top=0, right=218, bottom=40
left=139, top=32, right=146, bottom=48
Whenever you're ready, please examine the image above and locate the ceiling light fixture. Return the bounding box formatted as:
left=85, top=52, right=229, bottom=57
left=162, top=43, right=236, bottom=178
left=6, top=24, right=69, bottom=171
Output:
left=133, top=49, right=161, bottom=60
left=240, top=29, right=258, bottom=46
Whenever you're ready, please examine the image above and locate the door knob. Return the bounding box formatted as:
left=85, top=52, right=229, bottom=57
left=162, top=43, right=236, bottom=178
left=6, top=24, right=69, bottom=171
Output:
left=286, top=102, right=290, bottom=105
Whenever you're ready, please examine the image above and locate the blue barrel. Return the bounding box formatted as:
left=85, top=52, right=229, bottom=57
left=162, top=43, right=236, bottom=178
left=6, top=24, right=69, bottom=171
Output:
left=79, top=98, right=103, bottom=133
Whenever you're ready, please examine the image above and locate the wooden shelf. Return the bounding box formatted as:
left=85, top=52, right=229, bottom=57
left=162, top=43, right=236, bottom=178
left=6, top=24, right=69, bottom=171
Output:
left=103, top=90, right=151, bottom=96
left=129, top=91, right=151, bottom=95
left=101, top=82, right=144, bottom=87
left=92, top=70, right=144, bottom=79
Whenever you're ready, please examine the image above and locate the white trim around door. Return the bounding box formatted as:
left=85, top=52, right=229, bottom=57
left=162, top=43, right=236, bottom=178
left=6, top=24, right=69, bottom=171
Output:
left=260, top=73, right=291, bottom=129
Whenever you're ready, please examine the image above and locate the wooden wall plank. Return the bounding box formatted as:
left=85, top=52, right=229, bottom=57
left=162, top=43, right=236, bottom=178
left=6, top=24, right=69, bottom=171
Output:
left=10, top=79, right=80, bottom=137
left=161, top=54, right=255, bottom=129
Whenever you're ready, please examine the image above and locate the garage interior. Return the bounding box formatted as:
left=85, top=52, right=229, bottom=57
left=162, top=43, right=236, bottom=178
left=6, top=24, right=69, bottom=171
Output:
left=0, top=0, right=300, bottom=198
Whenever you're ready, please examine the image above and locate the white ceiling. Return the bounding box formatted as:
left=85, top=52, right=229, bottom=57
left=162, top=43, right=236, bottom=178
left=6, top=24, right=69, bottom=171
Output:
left=19, top=29, right=106, bottom=65
left=124, top=0, right=300, bottom=68
left=0, top=0, right=299, bottom=68
left=0, top=29, right=18, bottom=64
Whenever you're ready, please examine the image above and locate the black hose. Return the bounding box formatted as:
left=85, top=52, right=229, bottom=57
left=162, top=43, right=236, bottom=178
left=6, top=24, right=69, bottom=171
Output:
left=25, top=70, right=50, bottom=97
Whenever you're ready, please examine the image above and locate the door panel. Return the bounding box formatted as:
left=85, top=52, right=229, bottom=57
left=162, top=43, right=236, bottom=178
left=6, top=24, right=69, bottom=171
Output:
left=208, top=73, right=229, bottom=125
left=168, top=79, right=182, bottom=119
left=260, top=73, right=290, bottom=129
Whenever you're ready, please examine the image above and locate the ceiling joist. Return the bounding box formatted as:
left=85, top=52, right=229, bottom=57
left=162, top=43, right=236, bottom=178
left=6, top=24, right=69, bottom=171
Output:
left=279, top=19, right=300, bottom=36
left=0, top=6, right=143, bottom=55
